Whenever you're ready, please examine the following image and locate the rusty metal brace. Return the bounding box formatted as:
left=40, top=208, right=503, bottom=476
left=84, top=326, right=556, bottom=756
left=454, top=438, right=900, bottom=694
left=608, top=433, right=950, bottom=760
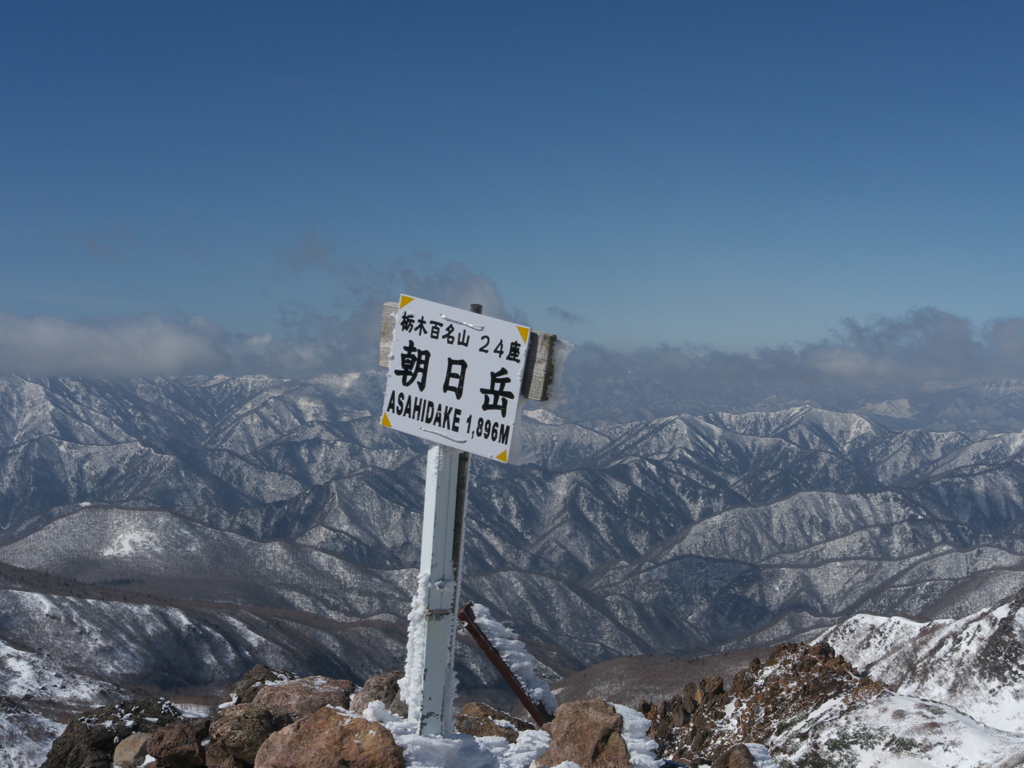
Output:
left=457, top=602, right=553, bottom=727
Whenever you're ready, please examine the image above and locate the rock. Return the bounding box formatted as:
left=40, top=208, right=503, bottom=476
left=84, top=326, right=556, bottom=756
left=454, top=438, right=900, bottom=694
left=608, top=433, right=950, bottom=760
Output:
left=224, top=664, right=298, bottom=707
left=254, top=707, right=405, bottom=768
left=709, top=744, right=757, bottom=768
left=729, top=658, right=764, bottom=702
left=42, top=698, right=184, bottom=768
left=208, top=704, right=295, bottom=766
left=41, top=721, right=116, bottom=768
left=252, top=675, right=355, bottom=716
left=681, top=682, right=698, bottom=708
left=349, top=671, right=408, bottom=718
left=851, top=677, right=886, bottom=700
left=641, top=642, right=880, bottom=766
left=146, top=718, right=210, bottom=768
left=454, top=702, right=533, bottom=743
left=113, top=732, right=152, bottom=768
left=205, top=742, right=248, bottom=768
left=699, top=676, right=725, bottom=700
left=670, top=692, right=697, bottom=721
left=534, top=699, right=631, bottom=768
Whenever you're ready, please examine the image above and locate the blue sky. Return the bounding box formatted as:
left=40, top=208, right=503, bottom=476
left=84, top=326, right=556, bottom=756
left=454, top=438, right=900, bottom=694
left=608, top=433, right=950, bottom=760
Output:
left=2, top=2, right=1023, bottom=378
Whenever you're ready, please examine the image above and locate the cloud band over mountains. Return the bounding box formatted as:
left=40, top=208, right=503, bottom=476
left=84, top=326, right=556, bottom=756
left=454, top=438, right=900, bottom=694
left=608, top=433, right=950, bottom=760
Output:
left=568, top=308, right=1024, bottom=388
left=0, top=262, right=523, bottom=379
left=5, top=305, right=1024, bottom=390
left=3, top=264, right=1024, bottom=390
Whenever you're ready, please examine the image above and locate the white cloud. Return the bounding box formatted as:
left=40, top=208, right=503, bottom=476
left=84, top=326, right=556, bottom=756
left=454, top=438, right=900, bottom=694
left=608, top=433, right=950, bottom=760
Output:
left=0, top=312, right=224, bottom=378
left=0, top=261, right=525, bottom=379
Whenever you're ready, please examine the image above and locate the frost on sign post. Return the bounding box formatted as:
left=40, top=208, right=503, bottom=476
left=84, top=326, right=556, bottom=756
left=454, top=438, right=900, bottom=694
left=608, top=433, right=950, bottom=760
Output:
left=381, top=295, right=530, bottom=462
left=380, top=295, right=533, bottom=737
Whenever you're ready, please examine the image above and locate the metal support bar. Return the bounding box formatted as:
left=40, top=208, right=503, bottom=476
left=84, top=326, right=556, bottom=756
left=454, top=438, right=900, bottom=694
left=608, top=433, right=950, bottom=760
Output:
left=402, top=303, right=480, bottom=737
left=405, top=443, right=467, bottom=736
left=457, top=602, right=553, bottom=726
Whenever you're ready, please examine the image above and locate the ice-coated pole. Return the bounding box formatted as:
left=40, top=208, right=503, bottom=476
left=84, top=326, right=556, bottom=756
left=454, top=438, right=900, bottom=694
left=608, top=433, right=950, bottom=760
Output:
left=402, top=305, right=478, bottom=736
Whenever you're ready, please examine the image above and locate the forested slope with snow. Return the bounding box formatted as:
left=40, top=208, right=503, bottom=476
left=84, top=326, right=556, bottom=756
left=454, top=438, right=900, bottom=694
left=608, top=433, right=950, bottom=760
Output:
left=2, top=373, right=1024, bottom=746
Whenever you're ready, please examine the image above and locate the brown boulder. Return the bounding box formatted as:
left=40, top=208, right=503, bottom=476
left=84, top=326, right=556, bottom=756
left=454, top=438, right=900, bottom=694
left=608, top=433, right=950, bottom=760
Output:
left=205, top=743, right=247, bottom=768
left=699, top=676, right=725, bottom=700
left=455, top=702, right=533, bottom=743
left=349, top=671, right=408, bottom=718
left=730, top=668, right=756, bottom=698
left=203, top=749, right=245, bottom=768
left=851, top=677, right=887, bottom=700
left=225, top=664, right=298, bottom=706
left=147, top=719, right=210, bottom=768
left=535, top=699, right=631, bottom=768
left=208, top=704, right=295, bottom=766
left=42, top=721, right=115, bottom=768
left=113, top=732, right=152, bottom=768
left=254, top=707, right=404, bottom=768
left=252, top=676, right=355, bottom=717
left=42, top=698, right=184, bottom=768
left=710, top=744, right=757, bottom=768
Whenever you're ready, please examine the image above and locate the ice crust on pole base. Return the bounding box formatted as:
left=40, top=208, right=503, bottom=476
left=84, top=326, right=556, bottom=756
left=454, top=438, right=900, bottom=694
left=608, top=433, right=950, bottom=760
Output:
left=469, top=603, right=558, bottom=716
left=398, top=572, right=430, bottom=725
left=401, top=441, right=466, bottom=737
left=399, top=570, right=463, bottom=736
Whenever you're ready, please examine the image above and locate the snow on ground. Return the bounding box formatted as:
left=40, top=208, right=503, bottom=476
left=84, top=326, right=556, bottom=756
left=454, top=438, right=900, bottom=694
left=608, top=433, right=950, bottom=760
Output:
left=0, top=702, right=62, bottom=768
left=820, top=598, right=1024, bottom=733
left=746, top=743, right=781, bottom=768
left=360, top=698, right=660, bottom=768
left=0, top=637, right=123, bottom=768
left=822, top=613, right=936, bottom=670
left=767, top=689, right=1024, bottom=768
left=0, top=637, right=115, bottom=706
left=102, top=528, right=161, bottom=557
left=611, top=703, right=660, bottom=768
left=362, top=699, right=554, bottom=768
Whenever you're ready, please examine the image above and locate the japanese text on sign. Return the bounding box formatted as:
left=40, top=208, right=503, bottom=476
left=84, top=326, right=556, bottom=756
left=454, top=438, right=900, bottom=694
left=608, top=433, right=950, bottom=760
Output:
left=381, top=296, right=530, bottom=462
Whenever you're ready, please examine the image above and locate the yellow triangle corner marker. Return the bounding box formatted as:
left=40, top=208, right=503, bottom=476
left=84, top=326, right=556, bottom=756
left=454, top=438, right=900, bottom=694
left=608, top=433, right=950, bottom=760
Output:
left=381, top=413, right=392, bottom=428
left=399, top=295, right=415, bottom=308
left=518, top=326, right=530, bottom=343
left=496, top=450, right=508, bottom=462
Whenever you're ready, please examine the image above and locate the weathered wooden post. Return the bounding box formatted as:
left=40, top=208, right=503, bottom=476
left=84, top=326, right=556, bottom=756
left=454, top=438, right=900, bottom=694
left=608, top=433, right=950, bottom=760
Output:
left=379, top=295, right=560, bottom=736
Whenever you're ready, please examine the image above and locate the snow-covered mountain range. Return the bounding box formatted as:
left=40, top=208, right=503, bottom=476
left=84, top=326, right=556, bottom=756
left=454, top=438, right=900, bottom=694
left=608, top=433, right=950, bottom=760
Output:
left=2, top=372, right=1024, bottom=760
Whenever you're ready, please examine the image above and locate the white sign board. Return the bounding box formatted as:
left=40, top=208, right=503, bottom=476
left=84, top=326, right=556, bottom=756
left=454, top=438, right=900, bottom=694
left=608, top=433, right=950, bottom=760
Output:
left=381, top=296, right=530, bottom=462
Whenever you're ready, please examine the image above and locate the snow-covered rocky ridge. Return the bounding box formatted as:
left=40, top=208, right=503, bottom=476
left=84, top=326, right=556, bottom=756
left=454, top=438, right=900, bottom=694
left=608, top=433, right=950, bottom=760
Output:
left=639, top=639, right=1024, bottom=767
left=818, top=586, right=1024, bottom=733
left=0, top=696, right=62, bottom=768
left=0, top=634, right=126, bottom=768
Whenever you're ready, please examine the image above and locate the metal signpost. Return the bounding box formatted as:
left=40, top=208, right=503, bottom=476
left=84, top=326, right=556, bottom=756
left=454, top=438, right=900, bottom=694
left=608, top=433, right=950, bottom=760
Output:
left=379, top=296, right=555, bottom=736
